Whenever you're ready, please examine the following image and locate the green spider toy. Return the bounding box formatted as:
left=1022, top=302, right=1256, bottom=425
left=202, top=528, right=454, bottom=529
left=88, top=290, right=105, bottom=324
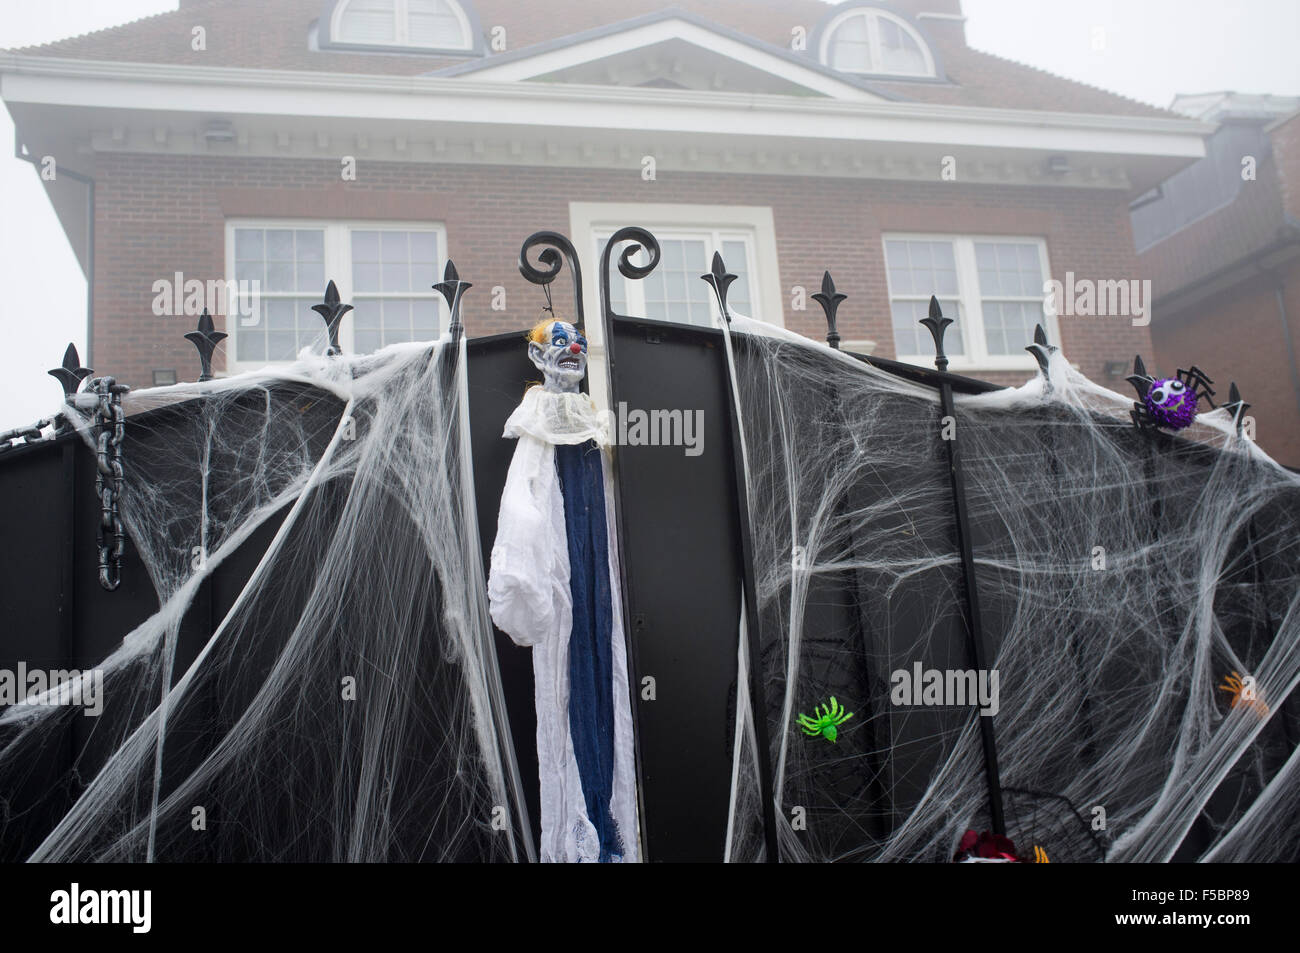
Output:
left=797, top=697, right=854, bottom=743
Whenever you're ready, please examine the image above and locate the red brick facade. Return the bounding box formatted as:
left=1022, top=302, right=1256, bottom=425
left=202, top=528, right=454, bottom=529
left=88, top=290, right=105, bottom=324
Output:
left=1142, top=111, right=1300, bottom=467
left=1150, top=260, right=1300, bottom=466
left=90, top=152, right=1154, bottom=391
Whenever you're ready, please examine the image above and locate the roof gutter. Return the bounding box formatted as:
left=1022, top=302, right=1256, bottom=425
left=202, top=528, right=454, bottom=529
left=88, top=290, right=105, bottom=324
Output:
left=0, top=52, right=1216, bottom=145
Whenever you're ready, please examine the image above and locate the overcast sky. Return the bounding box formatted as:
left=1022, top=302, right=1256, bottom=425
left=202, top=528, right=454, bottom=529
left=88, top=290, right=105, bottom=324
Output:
left=1, top=0, right=1298, bottom=429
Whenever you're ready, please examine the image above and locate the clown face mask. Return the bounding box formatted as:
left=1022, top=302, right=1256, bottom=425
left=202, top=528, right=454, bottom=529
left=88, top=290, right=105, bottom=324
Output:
left=528, top=320, right=588, bottom=392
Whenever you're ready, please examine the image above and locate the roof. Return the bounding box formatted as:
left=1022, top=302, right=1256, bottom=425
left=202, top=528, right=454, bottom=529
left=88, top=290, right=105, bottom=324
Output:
left=10, top=0, right=1175, bottom=118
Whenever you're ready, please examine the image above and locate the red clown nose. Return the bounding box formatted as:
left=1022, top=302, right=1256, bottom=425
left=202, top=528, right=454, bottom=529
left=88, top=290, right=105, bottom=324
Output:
left=569, top=342, right=581, bottom=353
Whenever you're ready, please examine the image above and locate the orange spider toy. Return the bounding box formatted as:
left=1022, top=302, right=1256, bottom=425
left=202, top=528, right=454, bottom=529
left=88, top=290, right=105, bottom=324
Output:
left=1218, top=671, right=1269, bottom=719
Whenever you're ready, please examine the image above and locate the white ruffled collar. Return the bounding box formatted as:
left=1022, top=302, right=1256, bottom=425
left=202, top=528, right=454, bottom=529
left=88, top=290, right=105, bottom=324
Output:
left=503, top=386, right=610, bottom=447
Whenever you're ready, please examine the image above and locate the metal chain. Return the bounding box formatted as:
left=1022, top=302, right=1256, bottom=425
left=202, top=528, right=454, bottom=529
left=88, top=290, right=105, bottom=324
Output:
left=91, top=377, right=129, bottom=591
left=0, top=415, right=60, bottom=455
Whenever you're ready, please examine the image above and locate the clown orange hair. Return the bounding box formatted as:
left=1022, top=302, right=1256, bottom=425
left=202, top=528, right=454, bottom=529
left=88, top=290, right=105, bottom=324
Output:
left=528, top=314, right=575, bottom=344
left=528, top=318, right=555, bottom=345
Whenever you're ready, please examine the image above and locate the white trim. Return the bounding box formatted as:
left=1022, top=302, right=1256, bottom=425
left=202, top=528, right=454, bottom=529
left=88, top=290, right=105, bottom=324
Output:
left=819, top=7, right=936, bottom=79
left=223, top=218, right=447, bottom=374
left=441, top=17, right=879, bottom=100
left=330, top=0, right=473, bottom=52
left=882, top=232, right=1058, bottom=372
left=0, top=55, right=1213, bottom=159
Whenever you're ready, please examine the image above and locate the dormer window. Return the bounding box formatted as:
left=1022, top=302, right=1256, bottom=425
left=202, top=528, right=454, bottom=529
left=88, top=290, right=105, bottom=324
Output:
left=819, top=6, right=935, bottom=78
left=330, top=0, right=474, bottom=52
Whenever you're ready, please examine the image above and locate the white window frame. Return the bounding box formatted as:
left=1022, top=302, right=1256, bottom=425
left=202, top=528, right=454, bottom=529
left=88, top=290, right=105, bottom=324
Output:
left=819, top=7, right=936, bottom=78
left=223, top=219, right=448, bottom=374
left=330, top=0, right=473, bottom=52
left=883, top=233, right=1057, bottom=373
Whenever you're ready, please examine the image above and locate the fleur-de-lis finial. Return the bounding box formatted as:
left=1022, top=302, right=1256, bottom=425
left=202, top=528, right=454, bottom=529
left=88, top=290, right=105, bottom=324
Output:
left=184, top=308, right=228, bottom=382
left=432, top=259, right=472, bottom=342
left=1025, top=323, right=1058, bottom=376
left=918, top=296, right=953, bottom=372
left=811, top=271, right=847, bottom=349
left=310, top=280, right=352, bottom=356
left=701, top=251, right=738, bottom=323
left=47, top=343, right=92, bottom=398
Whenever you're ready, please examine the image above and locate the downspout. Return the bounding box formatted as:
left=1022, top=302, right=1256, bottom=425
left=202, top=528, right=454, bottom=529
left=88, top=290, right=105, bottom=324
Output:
left=14, top=132, right=95, bottom=366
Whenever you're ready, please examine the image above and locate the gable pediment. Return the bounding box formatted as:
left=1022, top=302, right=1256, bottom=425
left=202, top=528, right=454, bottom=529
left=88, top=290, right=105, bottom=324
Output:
left=428, top=10, right=893, bottom=101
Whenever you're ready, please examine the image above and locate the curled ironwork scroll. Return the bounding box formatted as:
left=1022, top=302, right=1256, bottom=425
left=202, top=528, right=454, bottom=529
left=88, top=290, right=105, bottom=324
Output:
left=599, top=226, right=661, bottom=327
left=519, top=231, right=585, bottom=330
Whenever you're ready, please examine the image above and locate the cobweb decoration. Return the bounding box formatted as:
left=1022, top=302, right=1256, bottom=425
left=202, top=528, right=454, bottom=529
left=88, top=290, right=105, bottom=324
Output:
left=0, top=337, right=531, bottom=862
left=721, top=316, right=1300, bottom=863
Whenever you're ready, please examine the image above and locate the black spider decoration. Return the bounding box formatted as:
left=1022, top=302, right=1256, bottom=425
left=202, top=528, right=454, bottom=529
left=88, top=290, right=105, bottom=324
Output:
left=1126, top=355, right=1216, bottom=431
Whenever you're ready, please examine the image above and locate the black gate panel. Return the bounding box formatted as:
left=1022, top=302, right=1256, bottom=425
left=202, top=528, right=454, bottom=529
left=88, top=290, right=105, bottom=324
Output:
left=605, top=317, right=745, bottom=862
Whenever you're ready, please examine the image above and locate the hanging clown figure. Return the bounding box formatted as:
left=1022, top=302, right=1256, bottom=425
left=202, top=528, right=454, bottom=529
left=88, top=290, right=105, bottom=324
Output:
left=488, top=316, right=639, bottom=863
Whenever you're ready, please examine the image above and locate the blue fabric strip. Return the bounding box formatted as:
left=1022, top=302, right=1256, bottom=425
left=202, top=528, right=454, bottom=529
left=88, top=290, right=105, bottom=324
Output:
left=555, top=440, right=622, bottom=862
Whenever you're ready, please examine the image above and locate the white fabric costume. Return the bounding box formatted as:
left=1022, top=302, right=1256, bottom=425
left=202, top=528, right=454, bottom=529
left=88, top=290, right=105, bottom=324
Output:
left=488, top=387, right=639, bottom=863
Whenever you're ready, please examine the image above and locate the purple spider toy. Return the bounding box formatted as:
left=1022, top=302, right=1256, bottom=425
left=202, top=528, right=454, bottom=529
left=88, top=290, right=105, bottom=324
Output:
left=1126, top=356, right=1215, bottom=432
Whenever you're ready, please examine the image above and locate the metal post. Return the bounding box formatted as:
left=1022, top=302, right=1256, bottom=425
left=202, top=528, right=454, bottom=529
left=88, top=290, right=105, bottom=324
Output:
left=920, top=296, right=1006, bottom=836
left=704, top=250, right=782, bottom=862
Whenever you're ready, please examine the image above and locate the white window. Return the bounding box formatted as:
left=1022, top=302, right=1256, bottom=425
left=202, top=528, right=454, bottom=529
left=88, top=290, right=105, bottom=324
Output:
left=884, top=234, right=1054, bottom=371
left=226, top=221, right=446, bottom=371
left=820, top=7, right=934, bottom=77
left=600, top=230, right=758, bottom=328
left=332, top=0, right=472, bottom=51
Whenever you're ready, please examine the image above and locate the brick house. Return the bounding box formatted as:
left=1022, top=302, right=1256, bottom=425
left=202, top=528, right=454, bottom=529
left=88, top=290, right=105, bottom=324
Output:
left=1, top=0, right=1210, bottom=393
left=1134, top=93, right=1300, bottom=466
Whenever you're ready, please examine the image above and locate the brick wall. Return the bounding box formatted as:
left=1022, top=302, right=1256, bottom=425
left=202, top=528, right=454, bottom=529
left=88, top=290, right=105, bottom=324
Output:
left=91, top=152, right=1153, bottom=393
left=1151, top=259, right=1300, bottom=467
left=1271, top=112, right=1300, bottom=223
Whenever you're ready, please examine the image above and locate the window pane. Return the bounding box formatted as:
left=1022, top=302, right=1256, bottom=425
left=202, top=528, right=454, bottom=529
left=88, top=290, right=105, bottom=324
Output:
left=265, top=229, right=294, bottom=261
left=409, top=0, right=465, bottom=47
left=877, top=16, right=927, bottom=74
left=723, top=240, right=752, bottom=316
left=267, top=331, right=299, bottom=361
left=353, top=299, right=382, bottom=329
left=975, top=241, right=1043, bottom=298
left=298, top=261, right=325, bottom=293
left=382, top=299, right=411, bottom=340
left=297, top=230, right=324, bottom=262
left=382, top=261, right=411, bottom=293
left=237, top=326, right=266, bottom=362
left=982, top=300, right=1038, bottom=356
left=380, top=230, right=407, bottom=261
left=411, top=298, right=438, bottom=333
left=234, top=229, right=263, bottom=263
left=885, top=239, right=957, bottom=298
left=642, top=238, right=711, bottom=326
left=410, top=231, right=438, bottom=265
left=355, top=329, right=383, bottom=354
left=892, top=298, right=963, bottom=358
left=266, top=298, right=297, bottom=331
left=237, top=228, right=325, bottom=296
left=350, top=295, right=440, bottom=352
left=339, top=0, right=397, bottom=44
left=237, top=296, right=319, bottom=362
left=830, top=14, right=872, bottom=72
left=352, top=230, right=380, bottom=262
